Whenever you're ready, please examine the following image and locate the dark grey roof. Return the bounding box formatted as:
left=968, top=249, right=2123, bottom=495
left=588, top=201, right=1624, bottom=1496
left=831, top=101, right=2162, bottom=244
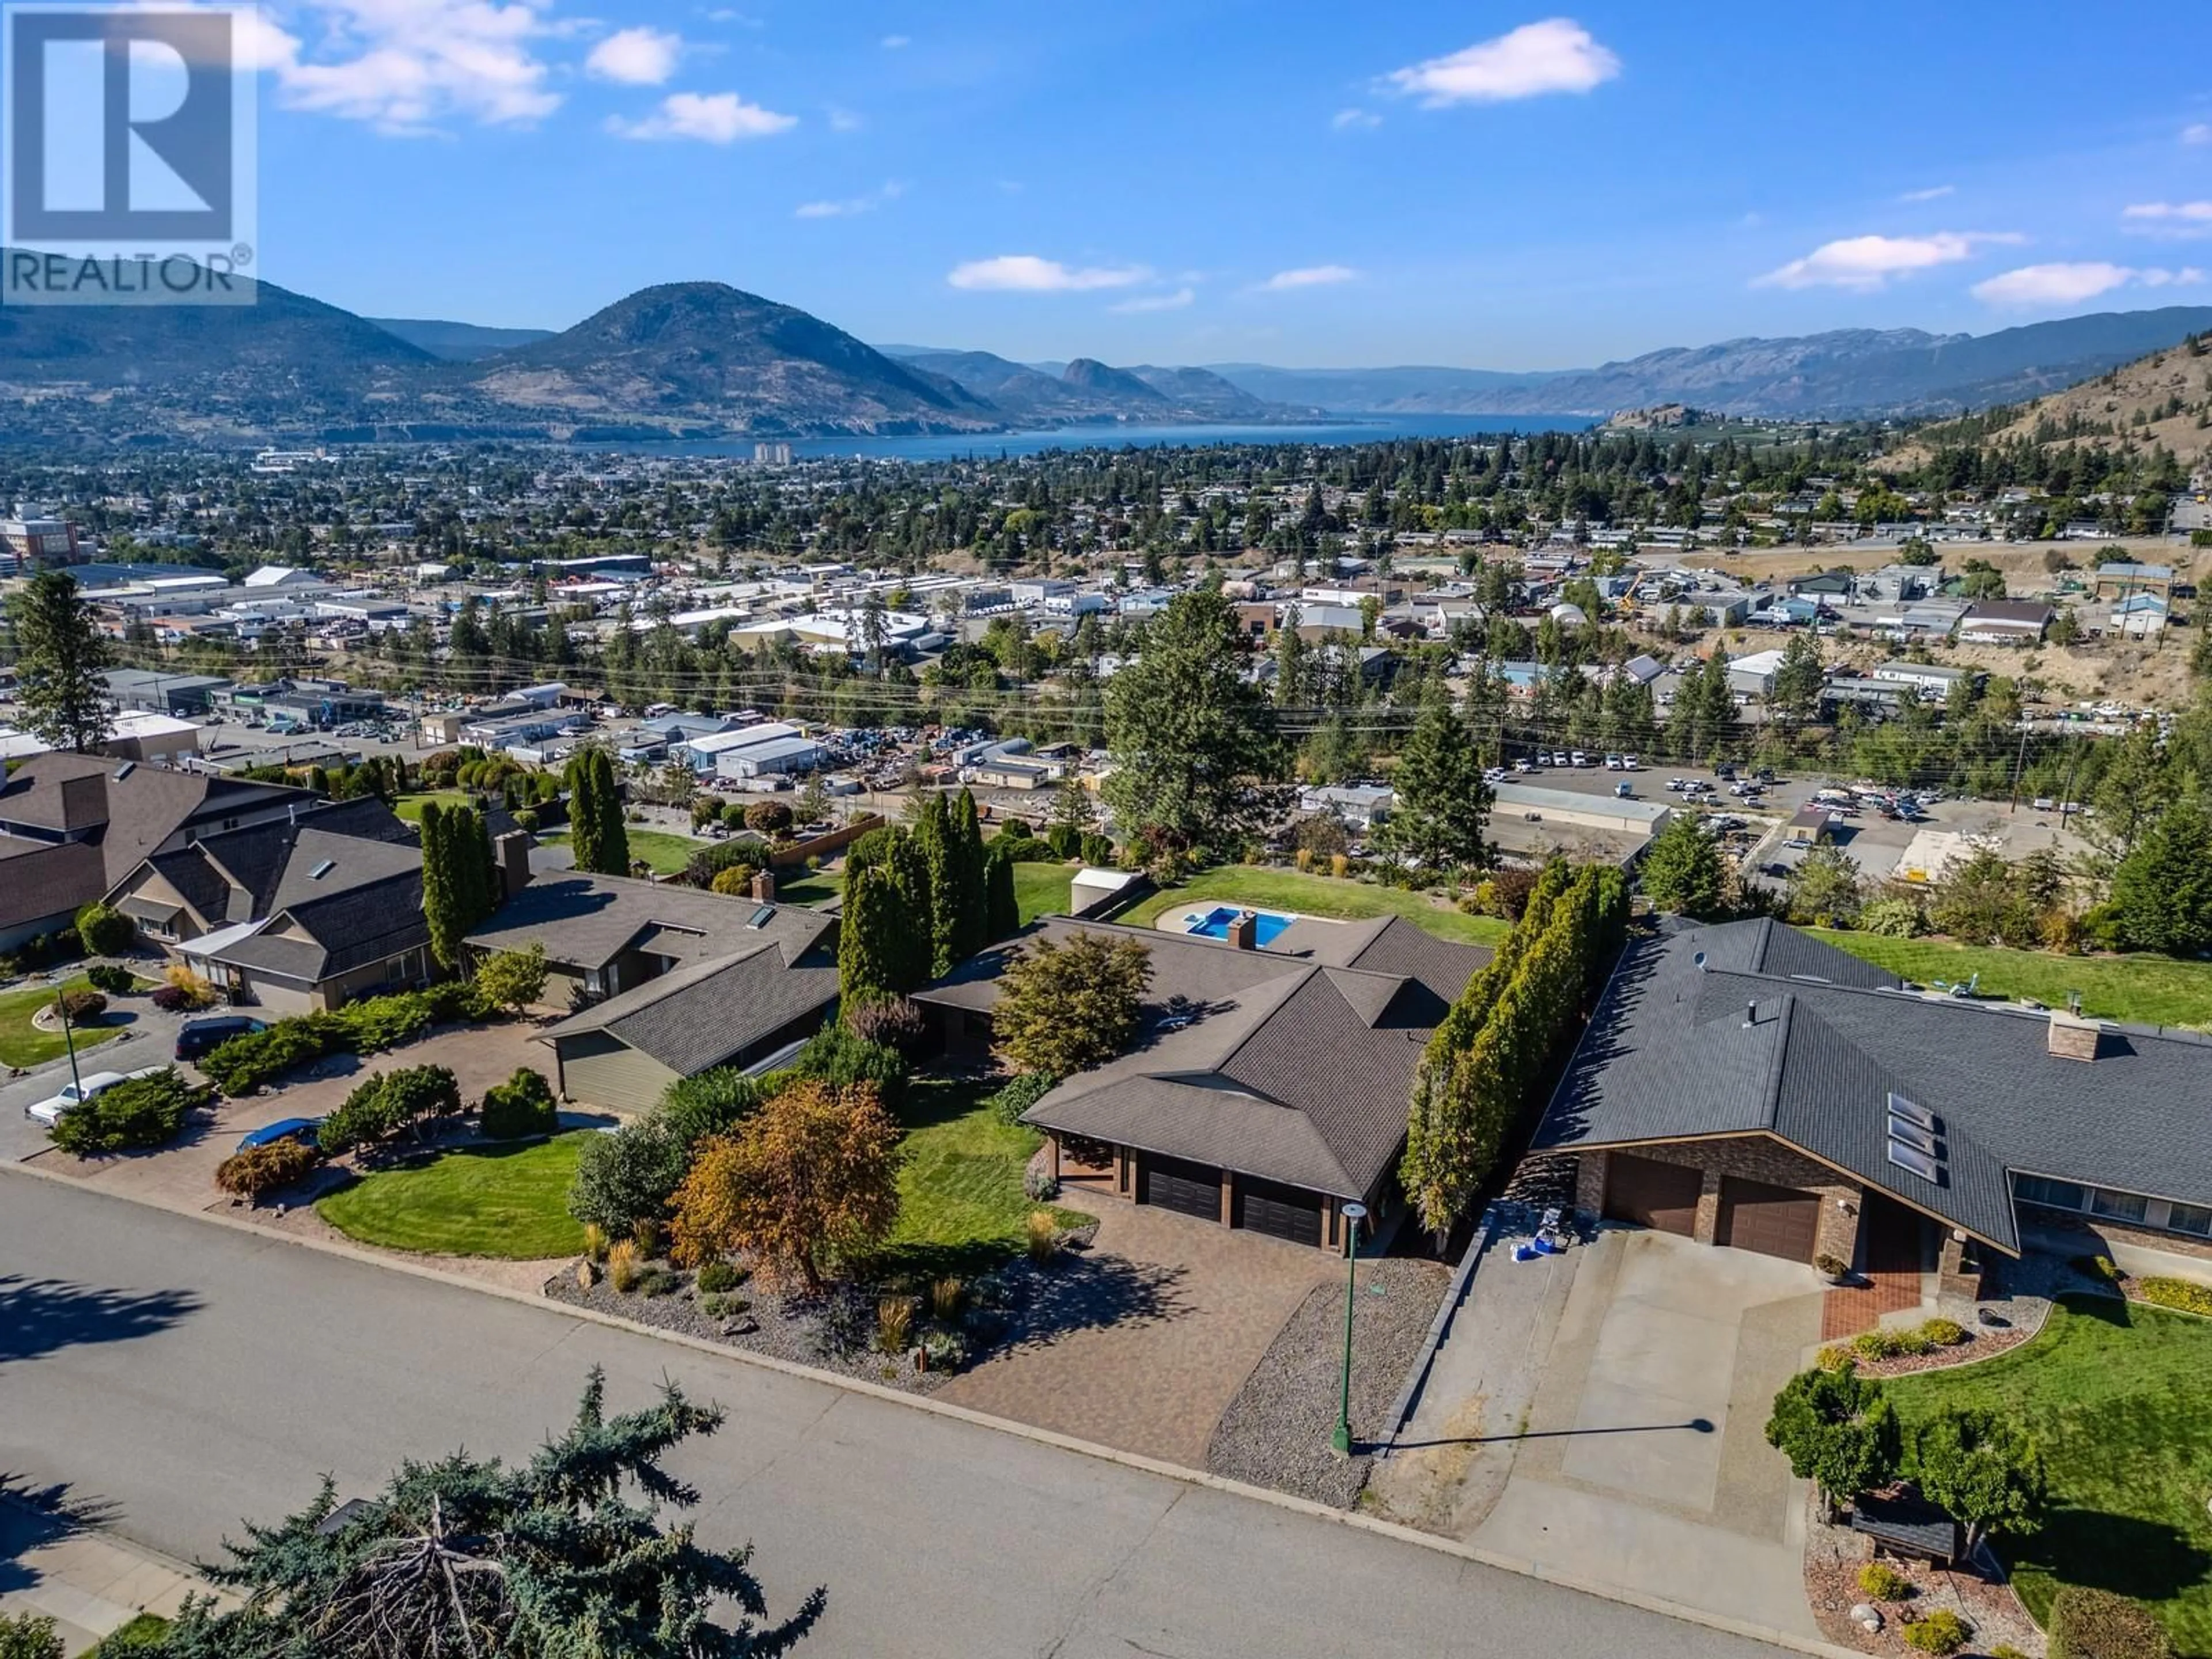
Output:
left=540, top=930, right=838, bottom=1075
left=919, top=913, right=1489, bottom=1200
left=211, top=869, right=428, bottom=983
left=0, top=752, right=301, bottom=897
left=464, top=871, right=817, bottom=972
left=1533, top=918, right=2212, bottom=1252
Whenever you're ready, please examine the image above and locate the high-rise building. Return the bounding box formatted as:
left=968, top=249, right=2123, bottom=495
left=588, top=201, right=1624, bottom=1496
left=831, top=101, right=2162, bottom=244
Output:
left=0, top=513, right=80, bottom=574
left=752, top=441, right=793, bottom=466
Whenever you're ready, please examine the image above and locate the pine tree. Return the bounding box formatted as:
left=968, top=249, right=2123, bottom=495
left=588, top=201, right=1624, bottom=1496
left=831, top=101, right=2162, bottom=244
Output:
left=6, top=570, right=112, bottom=753
left=1385, top=696, right=1491, bottom=870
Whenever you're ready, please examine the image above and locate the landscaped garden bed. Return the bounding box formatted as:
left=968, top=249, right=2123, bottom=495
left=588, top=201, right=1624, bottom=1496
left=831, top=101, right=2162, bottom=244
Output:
left=1804, top=1505, right=2043, bottom=1658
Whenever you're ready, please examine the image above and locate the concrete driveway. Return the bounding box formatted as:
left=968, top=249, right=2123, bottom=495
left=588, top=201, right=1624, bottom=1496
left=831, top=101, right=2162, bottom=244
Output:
left=1389, top=1228, right=1827, bottom=1641
left=934, top=1191, right=1339, bottom=1468
left=2, top=999, right=187, bottom=1166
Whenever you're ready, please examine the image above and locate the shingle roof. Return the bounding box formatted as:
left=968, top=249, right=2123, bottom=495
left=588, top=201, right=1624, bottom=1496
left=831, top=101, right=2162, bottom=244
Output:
left=537, top=926, right=838, bottom=1074
left=916, top=912, right=1489, bottom=1200
left=0, top=753, right=300, bottom=897
left=464, top=871, right=817, bottom=972
left=1533, top=919, right=2212, bottom=1252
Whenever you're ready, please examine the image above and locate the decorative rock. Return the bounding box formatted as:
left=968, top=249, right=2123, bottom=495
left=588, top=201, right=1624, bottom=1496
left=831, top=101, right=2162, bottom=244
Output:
left=575, top=1259, right=599, bottom=1289
left=722, top=1316, right=758, bottom=1336
left=1849, top=1604, right=1882, bottom=1632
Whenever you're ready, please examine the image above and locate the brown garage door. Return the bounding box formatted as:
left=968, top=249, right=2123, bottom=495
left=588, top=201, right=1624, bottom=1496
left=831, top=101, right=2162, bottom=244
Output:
left=1717, top=1176, right=1820, bottom=1262
left=1603, top=1153, right=1703, bottom=1236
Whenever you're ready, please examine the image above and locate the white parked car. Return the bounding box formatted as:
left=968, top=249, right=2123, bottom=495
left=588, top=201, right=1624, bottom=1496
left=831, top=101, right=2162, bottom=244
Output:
left=24, top=1065, right=166, bottom=1127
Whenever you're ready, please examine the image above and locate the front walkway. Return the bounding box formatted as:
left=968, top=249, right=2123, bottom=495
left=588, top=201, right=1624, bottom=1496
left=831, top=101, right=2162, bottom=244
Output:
left=0, top=1493, right=224, bottom=1654
left=933, top=1188, right=1338, bottom=1468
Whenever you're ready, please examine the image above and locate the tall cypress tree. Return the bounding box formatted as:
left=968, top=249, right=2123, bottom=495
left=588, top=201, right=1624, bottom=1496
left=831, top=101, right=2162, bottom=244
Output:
left=838, top=865, right=900, bottom=1008
left=594, top=751, right=631, bottom=876
left=913, top=794, right=959, bottom=976
left=950, top=790, right=989, bottom=962
left=565, top=755, right=602, bottom=875
left=984, top=842, right=1020, bottom=940
left=421, top=804, right=466, bottom=971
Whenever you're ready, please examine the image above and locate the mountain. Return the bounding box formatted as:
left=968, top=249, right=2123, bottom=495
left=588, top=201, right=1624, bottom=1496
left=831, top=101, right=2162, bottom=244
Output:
left=1885, top=331, right=2212, bottom=468
left=1127, top=365, right=1283, bottom=419
left=882, top=345, right=1292, bottom=423
left=463, top=283, right=999, bottom=434
left=371, top=317, right=557, bottom=361
left=1200, top=363, right=1560, bottom=411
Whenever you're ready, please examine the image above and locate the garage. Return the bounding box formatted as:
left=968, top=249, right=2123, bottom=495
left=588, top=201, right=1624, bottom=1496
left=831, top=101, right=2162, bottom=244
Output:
left=1139, top=1154, right=1222, bottom=1224
left=1603, top=1153, right=1703, bottom=1236
left=1234, top=1178, right=1323, bottom=1247
left=1717, top=1176, right=1821, bottom=1263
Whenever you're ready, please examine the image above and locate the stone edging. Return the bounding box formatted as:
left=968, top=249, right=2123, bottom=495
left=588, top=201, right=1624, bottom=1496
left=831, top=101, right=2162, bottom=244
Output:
left=0, top=1158, right=1865, bottom=1659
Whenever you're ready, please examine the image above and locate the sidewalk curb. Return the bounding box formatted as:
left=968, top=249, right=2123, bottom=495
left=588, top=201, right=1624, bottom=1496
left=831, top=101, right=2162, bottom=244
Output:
left=1, top=1158, right=1861, bottom=1659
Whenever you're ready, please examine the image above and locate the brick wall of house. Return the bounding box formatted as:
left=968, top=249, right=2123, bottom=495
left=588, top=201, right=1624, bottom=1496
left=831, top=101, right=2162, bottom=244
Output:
left=1572, top=1135, right=1862, bottom=1266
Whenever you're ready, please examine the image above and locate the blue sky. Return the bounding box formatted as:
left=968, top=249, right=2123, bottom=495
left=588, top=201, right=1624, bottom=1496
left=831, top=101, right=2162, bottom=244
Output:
left=245, top=0, right=2212, bottom=368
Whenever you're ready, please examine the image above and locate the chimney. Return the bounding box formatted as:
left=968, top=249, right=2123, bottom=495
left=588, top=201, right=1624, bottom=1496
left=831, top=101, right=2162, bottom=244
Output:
left=1744, top=1000, right=1758, bottom=1028
left=751, top=868, right=778, bottom=904
left=493, top=830, right=533, bottom=899
left=2047, top=1009, right=2102, bottom=1063
left=1228, top=909, right=1257, bottom=950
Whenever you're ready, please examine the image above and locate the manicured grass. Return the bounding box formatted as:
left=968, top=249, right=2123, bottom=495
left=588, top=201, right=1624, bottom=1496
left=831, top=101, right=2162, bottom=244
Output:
left=1118, top=866, right=1508, bottom=948
left=92, top=1614, right=171, bottom=1653
left=774, top=869, right=841, bottom=908
left=1886, top=1293, right=2212, bottom=1652
left=540, top=826, right=709, bottom=877
left=1809, top=931, right=2212, bottom=1029
left=316, top=1132, right=589, bottom=1259
left=877, top=1077, right=1085, bottom=1280
left=391, top=789, right=472, bottom=824
left=1013, top=861, right=1076, bottom=924
left=0, top=974, right=124, bottom=1069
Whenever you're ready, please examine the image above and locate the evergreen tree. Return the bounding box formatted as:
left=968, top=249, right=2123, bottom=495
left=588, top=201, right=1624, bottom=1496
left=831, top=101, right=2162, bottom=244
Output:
left=594, top=751, right=632, bottom=876
left=837, top=865, right=901, bottom=1007
left=1641, top=812, right=1727, bottom=917
left=2109, top=795, right=2212, bottom=955
left=949, top=790, right=989, bottom=961
left=1385, top=695, right=1491, bottom=870
left=983, top=842, right=1021, bottom=940
left=565, top=754, right=603, bottom=875
left=7, top=570, right=113, bottom=752
left=420, top=804, right=467, bottom=971
left=912, top=794, right=959, bottom=977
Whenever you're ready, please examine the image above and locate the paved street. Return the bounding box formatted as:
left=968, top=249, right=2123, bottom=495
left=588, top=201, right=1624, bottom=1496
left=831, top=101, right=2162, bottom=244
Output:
left=0, top=1173, right=1798, bottom=1659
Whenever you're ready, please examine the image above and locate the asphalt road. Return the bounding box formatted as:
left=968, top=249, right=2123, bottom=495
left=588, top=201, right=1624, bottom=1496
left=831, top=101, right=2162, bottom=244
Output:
left=0, top=1174, right=1794, bottom=1659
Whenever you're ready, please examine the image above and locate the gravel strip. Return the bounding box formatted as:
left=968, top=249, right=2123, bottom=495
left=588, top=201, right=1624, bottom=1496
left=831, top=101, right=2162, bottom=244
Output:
left=1804, top=1491, right=2044, bottom=1657
left=1206, top=1255, right=1449, bottom=1508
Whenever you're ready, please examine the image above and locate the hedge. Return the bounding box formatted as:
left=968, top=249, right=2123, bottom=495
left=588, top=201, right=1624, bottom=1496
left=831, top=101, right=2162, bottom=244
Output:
left=48, top=1068, right=209, bottom=1156
left=2047, top=1587, right=2175, bottom=1659
left=986, top=1071, right=1057, bottom=1126
left=199, top=982, right=484, bottom=1095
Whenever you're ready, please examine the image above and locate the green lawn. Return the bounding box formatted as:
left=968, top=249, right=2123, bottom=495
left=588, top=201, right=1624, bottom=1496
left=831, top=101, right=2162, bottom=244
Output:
left=391, top=789, right=472, bottom=824
left=876, top=1078, right=1086, bottom=1280
left=1013, top=861, right=1076, bottom=924
left=0, top=974, right=124, bottom=1069
left=540, top=826, right=708, bottom=877
left=91, top=1615, right=171, bottom=1654
left=774, top=868, right=841, bottom=907
left=316, top=1132, right=589, bottom=1259
left=1119, top=866, right=1508, bottom=948
left=1809, top=931, right=2212, bottom=1029
left=1887, top=1294, right=2212, bottom=1652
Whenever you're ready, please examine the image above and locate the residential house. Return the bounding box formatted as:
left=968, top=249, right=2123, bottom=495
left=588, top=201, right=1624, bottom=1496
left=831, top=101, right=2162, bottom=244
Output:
left=464, top=873, right=840, bottom=1112
left=1534, top=920, right=2212, bottom=1292
left=109, top=800, right=434, bottom=1013
left=911, top=914, right=1490, bottom=1248
left=0, top=754, right=306, bottom=949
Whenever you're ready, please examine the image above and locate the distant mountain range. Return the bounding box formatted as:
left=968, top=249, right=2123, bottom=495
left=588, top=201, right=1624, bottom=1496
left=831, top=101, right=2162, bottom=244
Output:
left=1, top=255, right=2207, bottom=446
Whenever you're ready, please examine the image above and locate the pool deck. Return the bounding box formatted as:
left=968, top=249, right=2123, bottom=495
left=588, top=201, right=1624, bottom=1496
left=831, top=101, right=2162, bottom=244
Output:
left=1154, top=906, right=1343, bottom=944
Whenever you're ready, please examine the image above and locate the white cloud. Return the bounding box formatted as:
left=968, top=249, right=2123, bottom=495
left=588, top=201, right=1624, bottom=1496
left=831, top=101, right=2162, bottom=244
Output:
left=2184, top=123, right=2211, bottom=145
left=1384, top=18, right=1620, bottom=107
left=1755, top=231, right=2024, bottom=290
left=608, top=90, right=796, bottom=142
left=1108, top=287, right=1196, bottom=313
left=265, top=0, right=566, bottom=131
left=2123, top=200, right=2212, bottom=239
left=1899, top=184, right=1955, bottom=202
left=947, top=255, right=1151, bottom=292
left=1332, top=107, right=1381, bottom=131
left=586, top=26, right=681, bottom=85
left=1971, top=262, right=2206, bottom=308
left=827, top=105, right=864, bottom=132
left=880, top=33, right=910, bottom=48
left=1256, top=264, right=1358, bottom=291
left=794, top=180, right=904, bottom=218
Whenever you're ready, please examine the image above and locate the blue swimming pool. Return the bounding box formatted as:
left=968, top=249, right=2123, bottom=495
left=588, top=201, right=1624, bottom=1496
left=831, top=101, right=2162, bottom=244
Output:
left=1187, top=906, right=1295, bottom=945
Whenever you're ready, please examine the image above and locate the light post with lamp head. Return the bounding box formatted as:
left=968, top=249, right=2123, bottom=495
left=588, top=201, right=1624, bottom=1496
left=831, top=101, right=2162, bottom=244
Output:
left=1331, top=1200, right=1369, bottom=1456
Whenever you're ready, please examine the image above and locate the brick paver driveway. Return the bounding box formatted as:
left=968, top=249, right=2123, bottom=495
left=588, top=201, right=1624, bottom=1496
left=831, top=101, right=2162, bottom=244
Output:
left=934, top=1191, right=1339, bottom=1468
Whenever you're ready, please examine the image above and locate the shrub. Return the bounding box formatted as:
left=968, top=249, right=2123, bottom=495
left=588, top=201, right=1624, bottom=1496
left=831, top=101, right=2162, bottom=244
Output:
left=634, top=1217, right=663, bottom=1257
left=2138, top=1276, right=2212, bottom=1316
left=744, top=801, right=793, bottom=837
left=73, top=902, right=134, bottom=957
left=149, top=984, right=191, bottom=1013
left=1025, top=1210, right=1059, bottom=1265
left=1078, top=832, right=1114, bottom=866
left=637, top=1269, right=680, bottom=1297
left=2073, top=1253, right=2124, bottom=1285
left=929, top=1277, right=965, bottom=1323
left=1900, top=1609, right=1970, bottom=1656
left=842, top=996, right=925, bottom=1055
left=1023, top=1164, right=1060, bottom=1202
left=695, top=1259, right=745, bottom=1294
left=877, top=1296, right=914, bottom=1353
left=319, top=1065, right=462, bottom=1154
left=1990, top=1647, right=2030, bottom=1659
left=214, top=1137, right=320, bottom=1202
left=606, top=1238, right=642, bottom=1291
left=1815, top=1252, right=1850, bottom=1279
left=53, top=989, right=107, bottom=1024
left=709, top=862, right=761, bottom=899
left=1852, top=1328, right=1903, bottom=1361
left=986, top=1071, right=1057, bottom=1126
left=512, top=807, right=540, bottom=833
left=581, top=1222, right=610, bottom=1264
left=472, top=945, right=549, bottom=1016
left=2048, top=1588, right=2174, bottom=1659
left=161, top=964, right=216, bottom=1010
left=0, top=1612, right=65, bottom=1659
left=49, top=1067, right=207, bottom=1156
left=1858, top=898, right=1926, bottom=938
left=480, top=1066, right=559, bottom=1139
left=1921, top=1317, right=1967, bottom=1346
left=201, top=986, right=477, bottom=1096
left=1044, top=824, right=1078, bottom=859
left=791, top=1023, right=909, bottom=1111
left=700, top=1293, right=752, bottom=1319
left=86, top=963, right=136, bottom=995
left=1858, top=1561, right=1915, bottom=1601
left=1893, top=1328, right=1936, bottom=1357
left=1815, top=1344, right=1857, bottom=1374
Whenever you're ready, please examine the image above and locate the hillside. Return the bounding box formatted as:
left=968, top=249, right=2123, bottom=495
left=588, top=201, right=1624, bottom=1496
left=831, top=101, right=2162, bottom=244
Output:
left=371, top=317, right=557, bottom=360
left=885, top=346, right=1287, bottom=424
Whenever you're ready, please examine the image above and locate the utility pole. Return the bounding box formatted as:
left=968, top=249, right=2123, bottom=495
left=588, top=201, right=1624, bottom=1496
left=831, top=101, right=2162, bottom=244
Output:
left=2006, top=725, right=2031, bottom=814
left=56, top=988, right=84, bottom=1101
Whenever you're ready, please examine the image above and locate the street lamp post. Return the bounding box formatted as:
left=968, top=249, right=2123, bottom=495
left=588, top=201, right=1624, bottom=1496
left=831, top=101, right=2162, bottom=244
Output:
left=1331, top=1200, right=1369, bottom=1457
left=56, top=987, right=84, bottom=1101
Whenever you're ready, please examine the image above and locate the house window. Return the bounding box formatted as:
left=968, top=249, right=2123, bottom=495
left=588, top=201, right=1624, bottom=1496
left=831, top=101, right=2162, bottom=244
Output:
left=2090, top=1188, right=2149, bottom=1225
left=2167, top=1202, right=2212, bottom=1238
left=2016, top=1176, right=2085, bottom=1211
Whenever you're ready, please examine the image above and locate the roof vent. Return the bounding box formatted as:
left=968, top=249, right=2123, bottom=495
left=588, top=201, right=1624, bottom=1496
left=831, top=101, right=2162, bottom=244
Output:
left=309, top=858, right=336, bottom=879
left=1743, top=999, right=1758, bottom=1028
left=1692, top=950, right=1709, bottom=972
